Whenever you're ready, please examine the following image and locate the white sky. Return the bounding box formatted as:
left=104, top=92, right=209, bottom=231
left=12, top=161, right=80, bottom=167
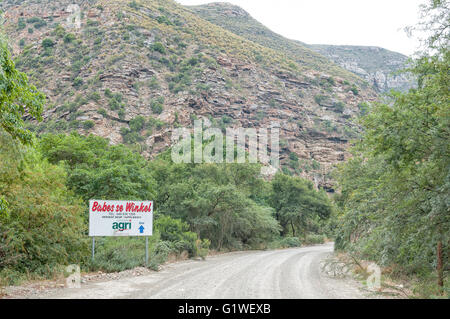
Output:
left=176, top=0, right=428, bottom=56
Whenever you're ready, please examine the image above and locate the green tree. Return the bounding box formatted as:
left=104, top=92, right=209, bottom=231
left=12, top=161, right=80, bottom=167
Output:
left=335, top=0, right=449, bottom=293
left=0, top=131, right=87, bottom=284
left=39, top=132, right=156, bottom=205
left=270, top=173, right=332, bottom=238
left=0, top=36, right=45, bottom=144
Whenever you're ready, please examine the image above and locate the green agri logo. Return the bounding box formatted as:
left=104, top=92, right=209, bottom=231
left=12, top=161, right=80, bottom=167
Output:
left=112, top=222, right=131, bottom=231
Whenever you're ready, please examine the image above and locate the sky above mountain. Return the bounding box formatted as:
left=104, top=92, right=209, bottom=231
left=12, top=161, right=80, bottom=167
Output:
left=177, top=0, right=427, bottom=56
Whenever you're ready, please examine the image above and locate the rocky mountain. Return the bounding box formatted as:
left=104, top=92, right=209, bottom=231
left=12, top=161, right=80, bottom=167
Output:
left=1, top=0, right=378, bottom=191
left=188, top=2, right=414, bottom=93
left=308, top=45, right=414, bottom=92
left=187, top=2, right=362, bottom=84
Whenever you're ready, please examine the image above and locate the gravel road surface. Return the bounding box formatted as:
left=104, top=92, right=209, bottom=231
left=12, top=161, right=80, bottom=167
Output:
left=37, top=243, right=371, bottom=299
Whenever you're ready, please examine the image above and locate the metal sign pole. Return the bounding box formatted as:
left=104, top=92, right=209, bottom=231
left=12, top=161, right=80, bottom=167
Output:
left=145, top=236, right=149, bottom=267
left=92, top=237, right=95, bottom=261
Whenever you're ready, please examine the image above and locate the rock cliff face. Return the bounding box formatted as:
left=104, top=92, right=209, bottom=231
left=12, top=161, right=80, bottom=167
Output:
left=2, top=0, right=378, bottom=191
left=308, top=45, right=415, bottom=92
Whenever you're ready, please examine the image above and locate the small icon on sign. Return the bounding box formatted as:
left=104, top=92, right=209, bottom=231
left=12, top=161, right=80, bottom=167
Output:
left=139, top=225, right=145, bottom=234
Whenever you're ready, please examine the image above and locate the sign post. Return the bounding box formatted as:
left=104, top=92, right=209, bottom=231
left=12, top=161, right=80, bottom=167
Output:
left=145, top=237, right=149, bottom=267
left=92, top=237, right=95, bottom=260
left=89, top=200, right=153, bottom=264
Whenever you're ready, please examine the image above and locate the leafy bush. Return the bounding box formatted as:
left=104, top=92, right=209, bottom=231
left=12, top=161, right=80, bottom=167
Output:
left=129, top=116, right=146, bottom=132
left=151, top=42, right=166, bottom=54
left=314, top=95, right=328, bottom=105
left=128, top=1, right=140, bottom=10
left=304, top=234, right=326, bottom=245
left=332, top=101, right=345, bottom=113
left=195, top=239, right=210, bottom=260
left=82, top=120, right=95, bottom=129
left=17, top=18, right=26, bottom=30
left=155, top=215, right=198, bottom=255
left=150, top=98, right=164, bottom=114
left=72, top=77, right=83, bottom=88
left=289, top=152, right=299, bottom=162
left=0, top=132, right=88, bottom=285
left=279, top=237, right=302, bottom=248
left=120, top=127, right=144, bottom=144
left=41, top=38, right=55, bottom=48
left=64, top=33, right=76, bottom=44
left=88, top=237, right=155, bottom=272
left=89, top=92, right=101, bottom=102
left=148, top=241, right=173, bottom=270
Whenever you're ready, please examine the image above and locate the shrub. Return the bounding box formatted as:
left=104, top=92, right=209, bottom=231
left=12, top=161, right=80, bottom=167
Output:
left=120, top=127, right=143, bottom=144
left=195, top=239, right=210, bottom=260
left=129, top=116, right=146, bottom=132
left=98, top=108, right=107, bottom=117
left=82, top=120, right=94, bottom=129
left=72, top=77, right=83, bottom=88
left=148, top=241, right=173, bottom=271
left=332, top=101, right=345, bottom=113
left=304, top=234, right=326, bottom=245
left=312, top=160, right=320, bottom=170
left=155, top=215, right=198, bottom=255
left=29, top=18, right=46, bottom=29
left=64, top=33, right=76, bottom=43
left=314, top=95, right=328, bottom=105
left=89, top=92, right=101, bottom=102
left=17, top=18, right=26, bottom=30
left=279, top=237, right=302, bottom=248
left=151, top=42, right=166, bottom=54
left=358, top=102, right=369, bottom=116
left=118, top=109, right=126, bottom=120
left=41, top=38, right=55, bottom=48
left=289, top=152, right=299, bottom=162
left=54, top=24, right=65, bottom=38
left=148, top=76, right=159, bottom=89
left=147, top=117, right=165, bottom=130
left=128, top=1, right=140, bottom=9
left=88, top=237, right=150, bottom=272
left=156, top=16, right=173, bottom=26
left=150, top=98, right=164, bottom=114
left=104, top=88, right=113, bottom=98
left=327, top=77, right=336, bottom=86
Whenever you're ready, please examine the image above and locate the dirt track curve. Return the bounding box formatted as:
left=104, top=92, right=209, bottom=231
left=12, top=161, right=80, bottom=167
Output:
left=37, top=243, right=372, bottom=299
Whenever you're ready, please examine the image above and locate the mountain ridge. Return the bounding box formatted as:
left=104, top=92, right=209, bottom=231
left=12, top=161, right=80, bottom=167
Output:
left=188, top=1, right=413, bottom=92
left=2, top=0, right=378, bottom=191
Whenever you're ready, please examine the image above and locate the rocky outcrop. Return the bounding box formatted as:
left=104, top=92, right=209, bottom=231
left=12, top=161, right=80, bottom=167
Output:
left=309, top=45, right=415, bottom=92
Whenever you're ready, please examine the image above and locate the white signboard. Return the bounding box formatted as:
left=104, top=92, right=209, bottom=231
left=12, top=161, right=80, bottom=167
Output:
left=89, top=200, right=153, bottom=236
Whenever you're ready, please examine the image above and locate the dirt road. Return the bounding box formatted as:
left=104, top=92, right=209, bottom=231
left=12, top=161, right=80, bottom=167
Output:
left=33, top=243, right=373, bottom=299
